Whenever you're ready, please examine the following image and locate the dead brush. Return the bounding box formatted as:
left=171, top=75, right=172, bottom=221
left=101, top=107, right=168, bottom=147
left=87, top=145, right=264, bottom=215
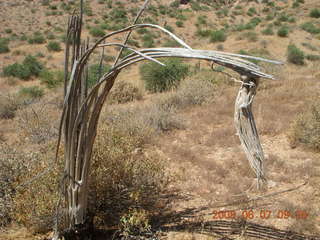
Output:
left=0, top=94, right=19, bottom=119
left=108, top=80, right=143, bottom=104
left=15, top=103, right=59, bottom=144
left=90, top=122, right=168, bottom=229
left=288, top=100, right=320, bottom=151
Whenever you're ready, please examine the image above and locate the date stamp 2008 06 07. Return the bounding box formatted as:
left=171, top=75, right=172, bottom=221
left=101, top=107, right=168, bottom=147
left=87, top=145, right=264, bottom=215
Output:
left=213, top=209, right=309, bottom=220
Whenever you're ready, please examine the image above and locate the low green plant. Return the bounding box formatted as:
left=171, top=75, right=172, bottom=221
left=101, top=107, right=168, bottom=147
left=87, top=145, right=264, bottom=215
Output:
left=310, top=8, right=320, bottom=18
left=301, top=22, right=320, bottom=34
left=28, top=32, right=46, bottom=44
left=18, top=86, right=44, bottom=100
left=140, top=58, right=189, bottom=93
left=39, top=70, right=64, bottom=88
left=89, top=27, right=105, bottom=37
left=306, top=54, right=320, bottom=61
left=261, top=27, right=274, bottom=35
left=88, top=64, right=111, bottom=88
left=0, top=38, right=10, bottom=53
left=210, top=30, right=227, bottom=42
left=287, top=44, right=305, bottom=65
left=277, top=26, right=289, bottom=37
left=176, top=20, right=184, bottom=28
left=47, top=41, right=61, bottom=51
left=3, top=55, right=43, bottom=80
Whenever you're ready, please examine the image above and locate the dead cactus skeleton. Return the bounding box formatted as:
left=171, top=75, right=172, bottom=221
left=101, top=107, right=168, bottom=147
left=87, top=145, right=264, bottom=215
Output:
left=52, top=0, right=282, bottom=238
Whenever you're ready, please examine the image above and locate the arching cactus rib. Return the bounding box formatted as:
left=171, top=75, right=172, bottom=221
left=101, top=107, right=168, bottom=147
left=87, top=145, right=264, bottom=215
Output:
left=234, top=76, right=266, bottom=189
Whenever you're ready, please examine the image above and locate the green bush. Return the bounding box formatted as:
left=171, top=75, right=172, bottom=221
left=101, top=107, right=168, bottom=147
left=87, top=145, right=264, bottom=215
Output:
left=88, top=64, right=111, bottom=88
left=247, top=7, right=257, bottom=16
left=175, top=20, right=184, bottom=28
left=306, top=54, right=320, bottom=61
left=46, top=41, right=61, bottom=51
left=0, top=38, right=10, bottom=53
left=287, top=44, right=305, bottom=65
left=3, top=63, right=31, bottom=80
left=19, top=86, right=44, bottom=99
left=28, top=32, right=46, bottom=44
left=140, top=58, right=189, bottom=93
left=39, top=70, right=64, bottom=88
left=301, top=22, right=320, bottom=34
left=142, top=34, right=155, bottom=48
left=277, top=26, right=289, bottom=37
left=23, top=55, right=43, bottom=76
left=261, top=27, right=274, bottom=35
left=89, top=27, right=105, bottom=37
left=3, top=55, right=43, bottom=80
left=310, top=8, right=320, bottom=18
left=210, top=30, right=227, bottom=42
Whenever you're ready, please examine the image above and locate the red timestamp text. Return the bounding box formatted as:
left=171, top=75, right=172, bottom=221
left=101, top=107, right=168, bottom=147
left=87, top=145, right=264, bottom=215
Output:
left=212, top=209, right=309, bottom=220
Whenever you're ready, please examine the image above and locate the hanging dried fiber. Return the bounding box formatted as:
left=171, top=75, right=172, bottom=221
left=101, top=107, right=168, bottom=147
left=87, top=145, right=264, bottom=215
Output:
left=234, top=75, right=266, bottom=189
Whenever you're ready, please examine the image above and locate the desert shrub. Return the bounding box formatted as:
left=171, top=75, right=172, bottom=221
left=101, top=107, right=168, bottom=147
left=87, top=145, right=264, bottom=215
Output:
left=306, top=54, right=320, bottom=61
left=88, top=63, right=111, bottom=88
left=162, top=39, right=181, bottom=47
left=47, top=41, right=61, bottom=51
left=310, top=8, right=320, bottom=18
left=301, top=22, right=320, bottom=34
left=247, top=7, right=257, bottom=16
left=19, top=86, right=44, bottom=99
left=120, top=209, right=151, bottom=237
left=302, top=42, right=318, bottom=51
left=289, top=102, right=320, bottom=150
left=140, top=58, right=189, bottom=93
left=91, top=110, right=168, bottom=229
left=89, top=26, right=105, bottom=37
left=3, top=63, right=31, bottom=80
left=0, top=38, right=10, bottom=53
left=164, top=24, right=174, bottom=33
left=173, top=73, right=216, bottom=107
left=28, top=32, right=46, bottom=44
left=261, top=26, right=274, bottom=35
left=241, top=31, right=258, bottom=42
left=287, top=44, right=305, bottom=65
left=39, top=70, right=64, bottom=88
left=0, top=145, right=30, bottom=227
left=142, top=33, right=155, bottom=48
left=277, top=26, right=289, bottom=37
left=0, top=95, right=19, bottom=119
left=176, top=20, right=184, bottom=27
left=3, top=55, right=43, bottom=80
left=109, top=81, right=142, bottom=104
left=210, top=30, right=227, bottom=42
left=196, top=28, right=212, bottom=38
left=11, top=147, right=62, bottom=233
left=15, top=104, right=58, bottom=144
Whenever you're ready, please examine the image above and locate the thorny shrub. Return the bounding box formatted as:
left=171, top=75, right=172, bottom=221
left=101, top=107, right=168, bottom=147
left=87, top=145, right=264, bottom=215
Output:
left=288, top=101, right=320, bottom=151
left=108, top=81, right=143, bottom=104
left=0, top=144, right=29, bottom=227
left=11, top=144, right=62, bottom=233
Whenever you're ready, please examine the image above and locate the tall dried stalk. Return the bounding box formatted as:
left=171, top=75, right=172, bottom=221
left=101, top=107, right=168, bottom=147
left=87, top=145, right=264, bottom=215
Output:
left=54, top=0, right=281, bottom=238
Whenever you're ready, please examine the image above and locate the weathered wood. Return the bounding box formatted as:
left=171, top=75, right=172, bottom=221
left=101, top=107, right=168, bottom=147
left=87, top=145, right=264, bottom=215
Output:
left=234, top=75, right=266, bottom=188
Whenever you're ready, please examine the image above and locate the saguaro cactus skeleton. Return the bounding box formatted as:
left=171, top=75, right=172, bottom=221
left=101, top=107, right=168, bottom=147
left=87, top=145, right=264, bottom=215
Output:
left=54, top=0, right=282, bottom=238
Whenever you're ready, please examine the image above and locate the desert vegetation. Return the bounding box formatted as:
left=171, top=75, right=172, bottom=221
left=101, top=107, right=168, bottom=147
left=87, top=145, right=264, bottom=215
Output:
left=0, top=0, right=320, bottom=239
